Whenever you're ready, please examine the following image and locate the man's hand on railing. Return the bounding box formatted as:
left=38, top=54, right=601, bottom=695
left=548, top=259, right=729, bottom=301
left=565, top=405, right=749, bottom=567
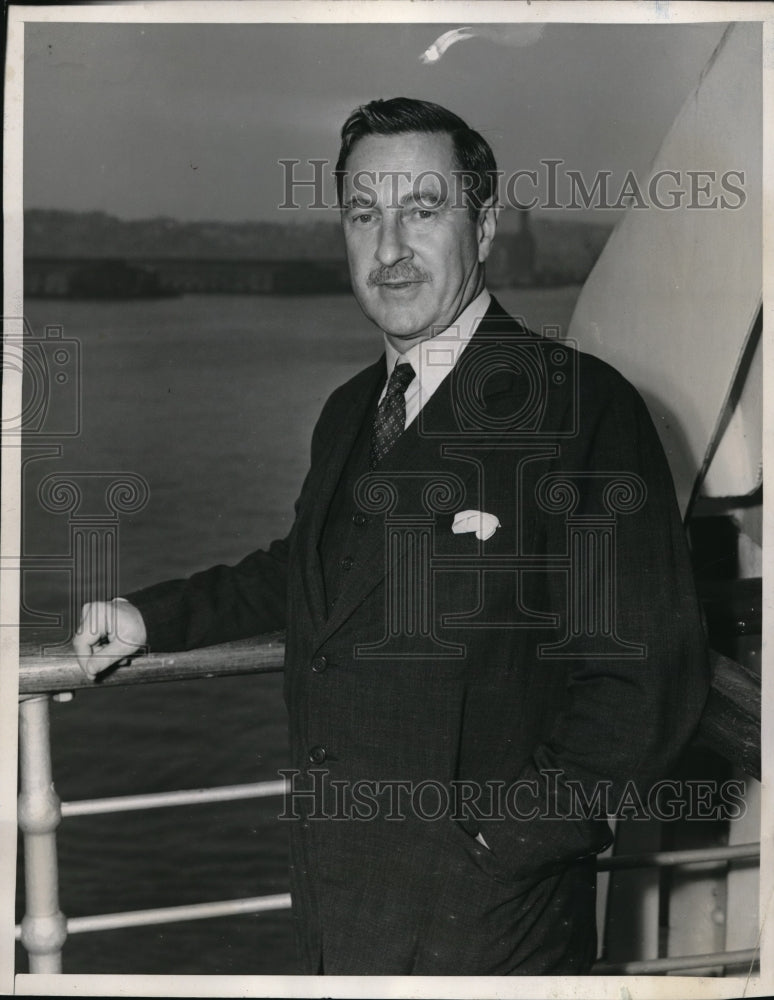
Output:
left=73, top=599, right=147, bottom=679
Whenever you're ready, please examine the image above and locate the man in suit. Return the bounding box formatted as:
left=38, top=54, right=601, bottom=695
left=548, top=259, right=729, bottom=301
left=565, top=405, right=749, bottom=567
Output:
left=74, top=97, right=708, bottom=975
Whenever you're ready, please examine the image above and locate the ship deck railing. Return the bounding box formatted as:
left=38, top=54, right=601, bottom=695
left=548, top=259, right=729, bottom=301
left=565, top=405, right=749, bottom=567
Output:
left=16, top=633, right=761, bottom=977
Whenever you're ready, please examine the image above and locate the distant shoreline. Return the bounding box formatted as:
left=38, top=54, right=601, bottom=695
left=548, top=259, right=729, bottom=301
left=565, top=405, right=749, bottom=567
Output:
left=23, top=208, right=613, bottom=297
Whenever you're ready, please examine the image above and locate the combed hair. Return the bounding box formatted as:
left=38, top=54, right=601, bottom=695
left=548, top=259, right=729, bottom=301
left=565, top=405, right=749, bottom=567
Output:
left=335, top=97, right=498, bottom=213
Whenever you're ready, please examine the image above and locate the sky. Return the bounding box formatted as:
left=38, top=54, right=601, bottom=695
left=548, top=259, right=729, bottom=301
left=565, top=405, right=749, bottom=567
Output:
left=22, top=18, right=730, bottom=223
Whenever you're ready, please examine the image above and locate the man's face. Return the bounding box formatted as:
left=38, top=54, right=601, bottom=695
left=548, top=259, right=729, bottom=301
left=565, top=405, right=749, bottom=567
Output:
left=340, top=131, right=496, bottom=352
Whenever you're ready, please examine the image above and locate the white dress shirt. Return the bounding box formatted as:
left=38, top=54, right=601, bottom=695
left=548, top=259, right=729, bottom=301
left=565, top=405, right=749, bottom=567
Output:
left=380, top=288, right=491, bottom=429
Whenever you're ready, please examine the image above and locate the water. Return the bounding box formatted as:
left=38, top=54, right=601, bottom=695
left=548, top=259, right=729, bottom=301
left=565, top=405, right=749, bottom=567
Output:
left=16, top=287, right=581, bottom=974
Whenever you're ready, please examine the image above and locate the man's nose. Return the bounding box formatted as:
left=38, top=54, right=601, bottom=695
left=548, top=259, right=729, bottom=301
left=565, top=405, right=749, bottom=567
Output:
left=375, top=215, right=411, bottom=267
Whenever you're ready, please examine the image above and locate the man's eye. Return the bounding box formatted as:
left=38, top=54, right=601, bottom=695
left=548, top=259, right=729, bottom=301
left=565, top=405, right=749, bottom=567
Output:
left=414, top=209, right=437, bottom=220
left=352, top=213, right=374, bottom=224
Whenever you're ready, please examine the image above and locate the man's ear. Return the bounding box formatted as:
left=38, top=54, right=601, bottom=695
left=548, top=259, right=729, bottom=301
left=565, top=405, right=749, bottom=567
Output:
left=476, top=198, right=499, bottom=263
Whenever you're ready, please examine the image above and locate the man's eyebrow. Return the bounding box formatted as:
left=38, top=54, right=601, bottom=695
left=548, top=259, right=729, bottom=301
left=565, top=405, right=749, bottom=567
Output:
left=397, top=188, right=447, bottom=208
left=341, top=189, right=448, bottom=210
left=341, top=194, right=377, bottom=210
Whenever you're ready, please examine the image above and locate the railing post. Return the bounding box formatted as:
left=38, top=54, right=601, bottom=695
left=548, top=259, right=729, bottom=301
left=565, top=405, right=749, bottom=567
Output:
left=17, top=694, right=67, bottom=972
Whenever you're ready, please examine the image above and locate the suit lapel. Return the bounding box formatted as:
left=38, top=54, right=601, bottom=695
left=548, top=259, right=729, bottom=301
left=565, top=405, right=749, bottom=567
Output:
left=295, top=355, right=385, bottom=627
left=312, top=374, right=461, bottom=648
left=311, top=297, right=533, bottom=648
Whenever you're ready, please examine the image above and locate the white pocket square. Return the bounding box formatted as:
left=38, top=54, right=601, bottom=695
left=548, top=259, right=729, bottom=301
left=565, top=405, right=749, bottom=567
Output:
left=451, top=510, right=501, bottom=541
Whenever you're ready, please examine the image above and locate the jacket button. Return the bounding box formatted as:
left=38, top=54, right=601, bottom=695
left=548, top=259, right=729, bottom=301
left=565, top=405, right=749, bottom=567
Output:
left=352, top=512, right=367, bottom=526
left=311, top=655, right=328, bottom=673
left=340, top=555, right=353, bottom=571
left=308, top=746, right=327, bottom=765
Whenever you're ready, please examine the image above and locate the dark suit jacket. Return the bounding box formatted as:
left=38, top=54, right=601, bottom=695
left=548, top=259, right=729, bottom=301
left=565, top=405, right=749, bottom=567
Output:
left=128, top=297, right=709, bottom=975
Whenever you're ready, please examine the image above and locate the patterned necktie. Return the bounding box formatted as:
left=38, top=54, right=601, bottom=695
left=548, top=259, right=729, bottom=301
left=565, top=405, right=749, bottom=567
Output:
left=370, top=362, right=415, bottom=469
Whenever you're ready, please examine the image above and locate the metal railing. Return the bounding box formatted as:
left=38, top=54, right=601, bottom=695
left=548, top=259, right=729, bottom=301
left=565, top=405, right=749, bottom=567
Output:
left=17, top=633, right=287, bottom=973
left=17, top=633, right=761, bottom=975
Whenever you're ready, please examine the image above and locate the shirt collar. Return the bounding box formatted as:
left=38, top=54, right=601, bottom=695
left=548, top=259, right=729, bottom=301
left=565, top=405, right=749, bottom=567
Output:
left=383, top=288, right=491, bottom=390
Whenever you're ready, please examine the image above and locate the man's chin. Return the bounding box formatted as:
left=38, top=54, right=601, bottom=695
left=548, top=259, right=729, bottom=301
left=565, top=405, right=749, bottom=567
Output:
left=382, top=327, right=436, bottom=352
left=372, top=308, right=436, bottom=342
left=384, top=324, right=428, bottom=340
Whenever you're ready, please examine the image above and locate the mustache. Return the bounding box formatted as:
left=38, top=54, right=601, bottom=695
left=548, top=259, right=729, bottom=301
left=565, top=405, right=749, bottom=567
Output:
left=367, top=264, right=430, bottom=287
